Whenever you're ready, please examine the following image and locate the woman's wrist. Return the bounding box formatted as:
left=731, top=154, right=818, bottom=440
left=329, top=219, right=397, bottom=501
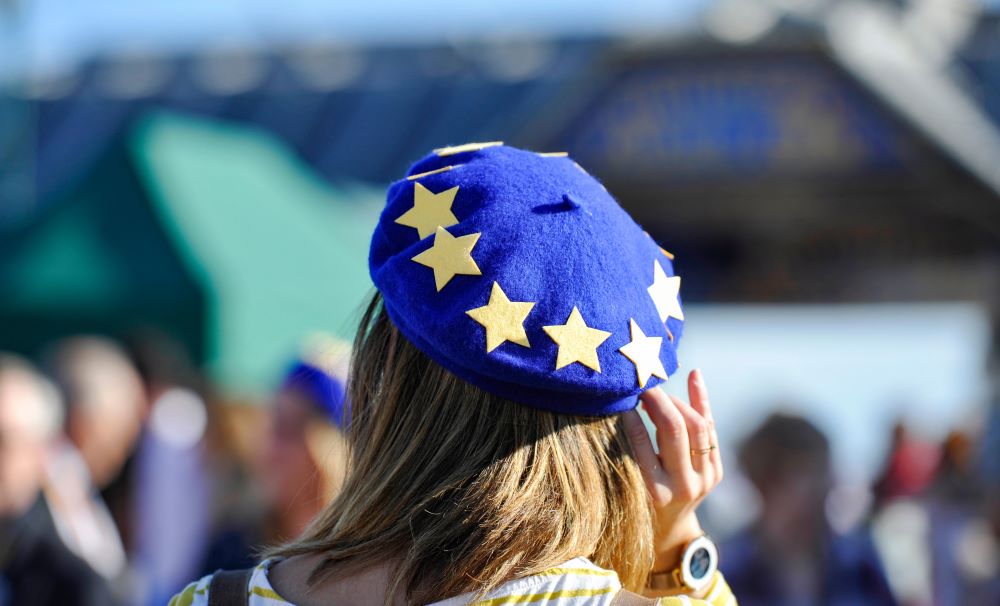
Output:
left=651, top=512, right=703, bottom=573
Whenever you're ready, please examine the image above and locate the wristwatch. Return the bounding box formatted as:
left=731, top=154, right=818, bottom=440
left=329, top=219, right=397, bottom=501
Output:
left=647, top=534, right=719, bottom=592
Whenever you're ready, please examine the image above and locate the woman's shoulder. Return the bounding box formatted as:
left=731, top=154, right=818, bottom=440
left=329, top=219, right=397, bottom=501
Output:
left=167, top=557, right=618, bottom=606
left=168, top=560, right=286, bottom=606
left=168, top=557, right=736, bottom=606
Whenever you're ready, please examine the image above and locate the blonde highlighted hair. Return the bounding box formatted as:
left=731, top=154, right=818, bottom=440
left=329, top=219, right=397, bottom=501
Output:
left=270, top=293, right=654, bottom=602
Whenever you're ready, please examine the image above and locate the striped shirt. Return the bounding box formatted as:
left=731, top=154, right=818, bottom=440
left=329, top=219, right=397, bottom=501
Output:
left=168, top=557, right=736, bottom=606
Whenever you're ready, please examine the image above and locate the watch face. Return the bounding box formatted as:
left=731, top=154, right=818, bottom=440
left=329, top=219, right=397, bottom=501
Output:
left=689, top=546, right=712, bottom=581
left=681, top=535, right=719, bottom=591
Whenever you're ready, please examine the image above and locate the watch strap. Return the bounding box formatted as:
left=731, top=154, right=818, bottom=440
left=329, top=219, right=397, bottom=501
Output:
left=647, top=568, right=685, bottom=591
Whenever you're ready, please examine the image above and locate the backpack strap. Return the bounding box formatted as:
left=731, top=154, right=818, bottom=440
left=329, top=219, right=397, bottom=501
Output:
left=611, top=588, right=660, bottom=606
left=208, top=568, right=254, bottom=606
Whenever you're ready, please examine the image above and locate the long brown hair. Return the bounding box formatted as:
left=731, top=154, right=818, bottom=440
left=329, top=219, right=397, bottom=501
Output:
left=270, top=292, right=653, bottom=602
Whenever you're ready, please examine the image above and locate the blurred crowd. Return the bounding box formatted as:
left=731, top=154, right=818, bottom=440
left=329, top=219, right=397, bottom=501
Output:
left=0, top=333, right=349, bottom=606
left=0, top=333, right=997, bottom=606
left=718, top=410, right=1000, bottom=606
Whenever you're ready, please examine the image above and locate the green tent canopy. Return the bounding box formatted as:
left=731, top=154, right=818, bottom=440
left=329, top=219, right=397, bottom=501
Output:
left=0, top=112, right=382, bottom=395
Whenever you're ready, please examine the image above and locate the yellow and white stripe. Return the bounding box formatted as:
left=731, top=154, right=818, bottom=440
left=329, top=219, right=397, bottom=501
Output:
left=655, top=573, right=736, bottom=606
left=434, top=558, right=620, bottom=606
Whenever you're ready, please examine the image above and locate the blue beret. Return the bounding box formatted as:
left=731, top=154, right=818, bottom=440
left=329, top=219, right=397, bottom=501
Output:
left=283, top=354, right=348, bottom=428
left=369, top=143, right=684, bottom=416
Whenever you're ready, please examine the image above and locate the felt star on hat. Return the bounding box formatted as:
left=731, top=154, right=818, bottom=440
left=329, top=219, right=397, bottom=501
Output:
left=466, top=282, right=535, bottom=352
left=369, top=144, right=684, bottom=415
left=411, top=226, right=482, bottom=291
left=394, top=183, right=459, bottom=238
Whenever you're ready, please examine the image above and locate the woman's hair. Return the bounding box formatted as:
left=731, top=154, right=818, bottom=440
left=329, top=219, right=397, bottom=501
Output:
left=269, top=292, right=653, bottom=602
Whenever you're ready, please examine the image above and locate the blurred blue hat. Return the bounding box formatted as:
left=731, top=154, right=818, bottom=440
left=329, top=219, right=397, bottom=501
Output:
left=369, top=143, right=684, bottom=416
left=282, top=334, right=349, bottom=427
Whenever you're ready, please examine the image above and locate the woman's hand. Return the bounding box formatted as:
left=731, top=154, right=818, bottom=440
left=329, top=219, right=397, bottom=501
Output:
left=623, top=369, right=723, bottom=574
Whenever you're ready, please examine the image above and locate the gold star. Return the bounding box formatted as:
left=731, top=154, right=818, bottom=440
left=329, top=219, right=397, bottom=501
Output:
left=466, top=282, right=535, bottom=352
left=543, top=307, right=612, bottom=372
left=647, top=260, right=684, bottom=323
left=411, top=226, right=482, bottom=291
left=395, top=182, right=460, bottom=239
left=619, top=319, right=668, bottom=388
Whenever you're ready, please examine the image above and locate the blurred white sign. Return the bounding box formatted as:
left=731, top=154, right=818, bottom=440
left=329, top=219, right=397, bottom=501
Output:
left=658, top=302, right=992, bottom=483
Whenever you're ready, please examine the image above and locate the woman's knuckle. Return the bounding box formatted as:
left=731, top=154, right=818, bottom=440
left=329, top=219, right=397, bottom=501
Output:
left=674, top=481, right=697, bottom=501
left=653, top=486, right=672, bottom=506
left=691, top=421, right=710, bottom=443
left=665, top=423, right=687, bottom=441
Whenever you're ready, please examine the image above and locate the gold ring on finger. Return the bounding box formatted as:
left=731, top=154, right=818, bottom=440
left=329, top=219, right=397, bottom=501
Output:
left=691, top=445, right=716, bottom=456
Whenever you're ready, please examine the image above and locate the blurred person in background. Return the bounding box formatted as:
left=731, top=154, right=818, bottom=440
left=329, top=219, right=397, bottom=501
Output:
left=199, top=335, right=350, bottom=575
left=44, top=337, right=143, bottom=589
left=0, top=353, right=118, bottom=606
left=968, top=490, right=1000, bottom=604
left=967, top=392, right=1000, bottom=604
left=923, top=334, right=1000, bottom=606
left=872, top=421, right=940, bottom=509
left=47, top=337, right=146, bottom=492
left=124, top=331, right=212, bottom=606
left=870, top=414, right=1000, bottom=606
left=924, top=426, right=998, bottom=606
left=929, top=432, right=980, bottom=506
left=721, top=413, right=896, bottom=606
